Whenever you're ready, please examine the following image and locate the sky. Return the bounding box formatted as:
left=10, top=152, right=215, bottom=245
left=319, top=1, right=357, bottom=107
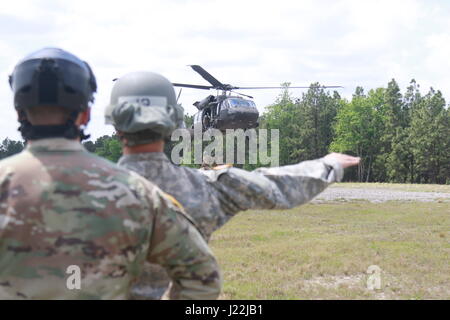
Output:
left=1, top=0, right=449, bottom=141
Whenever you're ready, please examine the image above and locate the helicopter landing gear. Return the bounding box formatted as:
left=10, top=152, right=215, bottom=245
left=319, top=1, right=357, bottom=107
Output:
left=202, top=111, right=212, bottom=131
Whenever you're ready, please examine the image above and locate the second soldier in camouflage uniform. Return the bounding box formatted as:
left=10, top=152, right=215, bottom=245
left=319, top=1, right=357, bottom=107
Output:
left=105, top=71, right=360, bottom=299
left=0, top=49, right=221, bottom=299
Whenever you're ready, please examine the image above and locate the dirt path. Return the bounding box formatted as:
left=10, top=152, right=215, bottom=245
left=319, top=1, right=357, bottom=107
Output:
left=313, top=186, right=450, bottom=203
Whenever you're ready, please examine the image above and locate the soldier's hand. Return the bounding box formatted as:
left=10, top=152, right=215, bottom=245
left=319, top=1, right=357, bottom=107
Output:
left=323, top=153, right=360, bottom=169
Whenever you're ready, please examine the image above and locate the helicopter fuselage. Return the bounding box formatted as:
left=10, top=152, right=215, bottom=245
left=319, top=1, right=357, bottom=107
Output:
left=192, top=95, right=259, bottom=131
left=174, top=65, right=341, bottom=133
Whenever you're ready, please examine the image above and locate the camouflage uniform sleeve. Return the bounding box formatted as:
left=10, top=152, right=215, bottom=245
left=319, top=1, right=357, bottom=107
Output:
left=202, top=157, right=343, bottom=213
left=146, top=189, right=222, bottom=300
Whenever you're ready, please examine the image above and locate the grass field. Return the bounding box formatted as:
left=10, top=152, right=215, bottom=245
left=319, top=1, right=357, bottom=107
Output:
left=210, top=201, right=450, bottom=299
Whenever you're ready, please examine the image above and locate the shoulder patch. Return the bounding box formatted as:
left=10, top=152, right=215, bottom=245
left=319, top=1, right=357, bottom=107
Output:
left=160, top=192, right=184, bottom=211
left=213, top=164, right=233, bottom=170
left=160, top=191, right=204, bottom=238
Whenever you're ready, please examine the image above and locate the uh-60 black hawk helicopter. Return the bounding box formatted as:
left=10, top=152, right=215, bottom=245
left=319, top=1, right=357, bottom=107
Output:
left=173, top=65, right=342, bottom=132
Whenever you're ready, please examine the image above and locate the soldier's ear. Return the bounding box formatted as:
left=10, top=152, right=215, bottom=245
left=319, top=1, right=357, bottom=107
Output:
left=115, top=131, right=127, bottom=146
left=76, top=108, right=91, bottom=126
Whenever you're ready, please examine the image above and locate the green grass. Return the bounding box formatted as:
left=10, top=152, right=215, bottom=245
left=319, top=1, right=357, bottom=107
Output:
left=210, top=201, right=450, bottom=300
left=333, top=183, right=450, bottom=193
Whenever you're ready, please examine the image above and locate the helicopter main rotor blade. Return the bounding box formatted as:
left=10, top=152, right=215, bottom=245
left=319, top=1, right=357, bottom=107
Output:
left=230, top=90, right=253, bottom=99
left=176, top=88, right=183, bottom=103
left=189, top=65, right=224, bottom=88
left=234, top=86, right=344, bottom=89
left=172, top=83, right=214, bottom=90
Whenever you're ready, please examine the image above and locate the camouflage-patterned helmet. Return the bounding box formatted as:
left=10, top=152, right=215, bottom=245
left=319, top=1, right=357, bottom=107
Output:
left=105, top=72, right=184, bottom=138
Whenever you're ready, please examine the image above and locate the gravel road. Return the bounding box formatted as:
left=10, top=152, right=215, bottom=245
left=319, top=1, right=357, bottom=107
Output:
left=313, top=186, right=450, bottom=203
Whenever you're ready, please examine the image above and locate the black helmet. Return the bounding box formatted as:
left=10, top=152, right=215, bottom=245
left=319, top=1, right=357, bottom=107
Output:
left=9, top=47, right=97, bottom=111
left=9, top=48, right=97, bottom=141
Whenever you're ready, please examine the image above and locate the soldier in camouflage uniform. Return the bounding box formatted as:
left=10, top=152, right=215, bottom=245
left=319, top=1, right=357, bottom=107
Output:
left=0, top=49, right=221, bottom=299
left=105, top=71, right=360, bottom=299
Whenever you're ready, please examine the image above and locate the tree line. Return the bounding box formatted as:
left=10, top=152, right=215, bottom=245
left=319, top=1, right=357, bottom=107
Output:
left=1, top=78, right=448, bottom=184
left=261, top=79, right=449, bottom=184
left=0, top=135, right=123, bottom=163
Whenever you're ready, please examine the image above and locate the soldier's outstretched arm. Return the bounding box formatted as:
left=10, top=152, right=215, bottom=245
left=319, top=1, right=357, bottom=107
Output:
left=146, top=190, right=222, bottom=300
left=202, top=153, right=360, bottom=213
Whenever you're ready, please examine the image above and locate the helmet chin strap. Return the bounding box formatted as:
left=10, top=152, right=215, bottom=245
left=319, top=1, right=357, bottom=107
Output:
left=18, top=111, right=90, bottom=141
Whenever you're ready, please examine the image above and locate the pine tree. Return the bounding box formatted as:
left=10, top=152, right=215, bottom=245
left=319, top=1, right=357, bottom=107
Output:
left=375, top=79, right=404, bottom=182
left=331, top=87, right=384, bottom=182
left=409, top=88, right=449, bottom=183
left=263, top=83, right=340, bottom=165
left=385, top=80, right=421, bottom=182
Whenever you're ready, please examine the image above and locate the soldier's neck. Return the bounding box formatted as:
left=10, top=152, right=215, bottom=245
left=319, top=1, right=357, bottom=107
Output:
left=27, top=137, right=79, bottom=144
left=123, top=141, right=164, bottom=154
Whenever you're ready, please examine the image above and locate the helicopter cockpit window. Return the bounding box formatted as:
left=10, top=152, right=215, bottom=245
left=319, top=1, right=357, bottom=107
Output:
left=220, top=100, right=230, bottom=109
left=227, top=98, right=255, bottom=108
